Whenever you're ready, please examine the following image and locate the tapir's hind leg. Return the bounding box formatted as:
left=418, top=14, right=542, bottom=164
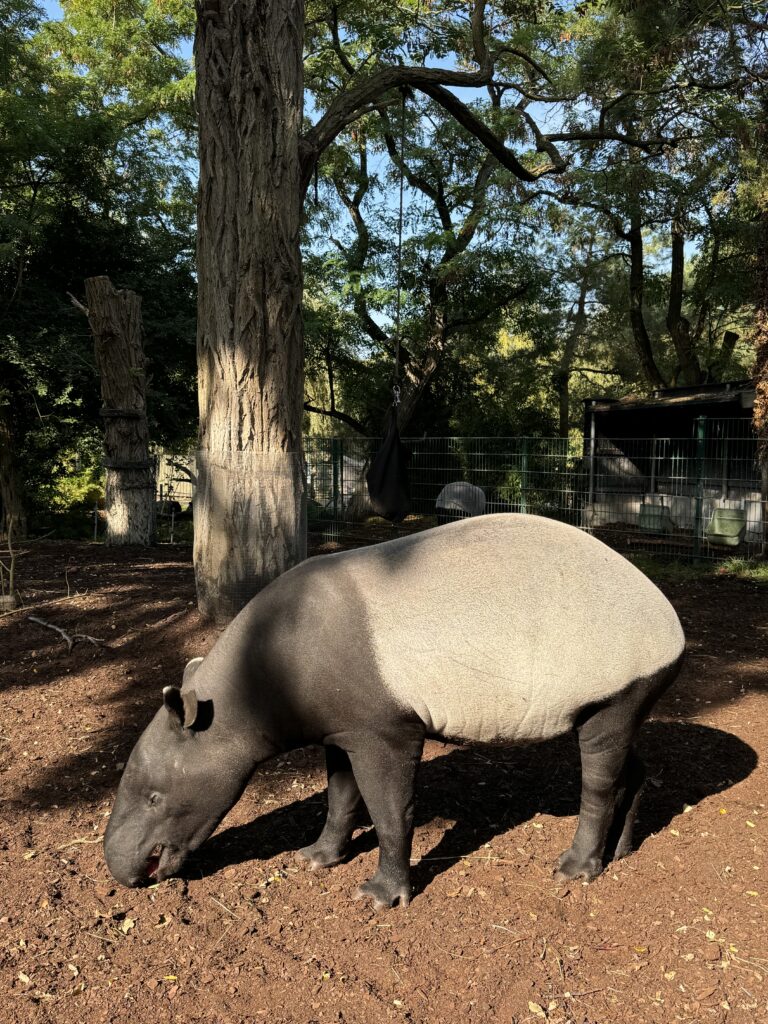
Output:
left=554, top=715, right=637, bottom=883
left=555, top=662, right=679, bottom=883
left=605, top=750, right=646, bottom=862
left=298, top=745, right=363, bottom=869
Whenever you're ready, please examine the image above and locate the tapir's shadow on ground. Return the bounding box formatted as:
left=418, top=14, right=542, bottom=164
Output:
left=188, top=721, right=757, bottom=896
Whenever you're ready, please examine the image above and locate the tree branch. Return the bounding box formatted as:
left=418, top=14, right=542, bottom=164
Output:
left=417, top=83, right=553, bottom=182
left=491, top=45, right=552, bottom=83
left=303, top=402, right=368, bottom=435
left=329, top=3, right=357, bottom=77
left=301, top=65, right=495, bottom=190
left=545, top=129, right=673, bottom=153
left=67, top=292, right=89, bottom=317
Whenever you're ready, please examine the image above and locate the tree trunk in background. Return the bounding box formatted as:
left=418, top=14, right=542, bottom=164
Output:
left=0, top=405, right=26, bottom=538
left=194, top=0, right=306, bottom=623
left=626, top=213, right=667, bottom=390
left=555, top=244, right=592, bottom=437
left=709, top=330, right=740, bottom=382
left=86, top=276, right=155, bottom=545
left=396, top=345, right=442, bottom=433
left=667, top=218, right=703, bottom=386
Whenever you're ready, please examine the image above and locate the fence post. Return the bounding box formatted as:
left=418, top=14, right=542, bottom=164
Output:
left=587, top=402, right=596, bottom=511
left=339, top=437, right=345, bottom=520
left=520, top=437, right=528, bottom=513
left=331, top=437, right=340, bottom=522
left=693, top=416, right=706, bottom=559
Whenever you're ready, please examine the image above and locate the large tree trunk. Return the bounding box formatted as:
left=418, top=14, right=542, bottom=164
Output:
left=194, top=0, right=306, bottom=623
left=0, top=404, right=26, bottom=539
left=86, top=276, right=155, bottom=545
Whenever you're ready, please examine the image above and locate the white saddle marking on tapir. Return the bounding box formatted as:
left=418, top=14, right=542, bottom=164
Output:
left=343, top=514, right=684, bottom=743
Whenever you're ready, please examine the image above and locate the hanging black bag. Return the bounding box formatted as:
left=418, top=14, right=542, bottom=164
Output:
left=366, top=399, right=411, bottom=523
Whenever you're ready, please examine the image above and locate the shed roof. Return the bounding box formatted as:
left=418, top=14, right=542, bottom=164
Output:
left=586, top=380, right=754, bottom=415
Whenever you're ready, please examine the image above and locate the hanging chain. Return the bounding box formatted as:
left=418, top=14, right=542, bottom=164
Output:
left=393, top=88, right=406, bottom=402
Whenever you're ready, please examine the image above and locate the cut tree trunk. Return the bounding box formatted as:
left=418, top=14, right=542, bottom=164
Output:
left=0, top=404, right=26, bottom=539
left=194, top=0, right=306, bottom=623
left=86, top=276, right=155, bottom=546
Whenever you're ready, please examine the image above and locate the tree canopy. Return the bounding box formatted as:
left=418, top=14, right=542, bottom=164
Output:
left=0, top=0, right=765, bottom=540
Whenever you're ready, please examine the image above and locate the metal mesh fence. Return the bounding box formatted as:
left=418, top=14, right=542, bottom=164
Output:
left=23, top=417, right=763, bottom=561
left=304, top=434, right=584, bottom=544
left=304, top=420, right=764, bottom=561
left=153, top=451, right=195, bottom=543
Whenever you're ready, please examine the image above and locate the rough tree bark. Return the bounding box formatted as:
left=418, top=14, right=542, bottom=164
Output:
left=86, top=276, right=155, bottom=546
left=194, top=0, right=306, bottom=622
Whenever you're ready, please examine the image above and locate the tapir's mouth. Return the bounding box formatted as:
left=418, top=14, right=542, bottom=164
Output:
left=145, top=845, right=163, bottom=880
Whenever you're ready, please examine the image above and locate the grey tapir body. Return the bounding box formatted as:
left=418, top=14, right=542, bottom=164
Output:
left=104, top=514, right=685, bottom=908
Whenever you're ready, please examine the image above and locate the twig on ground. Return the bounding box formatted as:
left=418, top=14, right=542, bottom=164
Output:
left=435, top=945, right=481, bottom=960
left=209, top=895, right=239, bottom=919
left=57, top=834, right=104, bottom=851
left=28, top=615, right=107, bottom=653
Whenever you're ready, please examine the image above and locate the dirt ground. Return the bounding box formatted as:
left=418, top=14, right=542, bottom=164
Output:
left=0, top=538, right=766, bottom=1024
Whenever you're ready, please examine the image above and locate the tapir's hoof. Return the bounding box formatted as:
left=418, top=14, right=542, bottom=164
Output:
left=553, top=850, right=603, bottom=884
left=296, top=844, right=346, bottom=870
left=353, top=875, right=410, bottom=910
left=612, top=837, right=635, bottom=861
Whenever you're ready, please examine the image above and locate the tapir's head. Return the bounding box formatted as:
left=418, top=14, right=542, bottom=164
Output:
left=104, top=658, right=256, bottom=887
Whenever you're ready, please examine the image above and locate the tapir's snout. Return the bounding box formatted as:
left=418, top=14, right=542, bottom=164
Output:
left=103, top=811, right=160, bottom=888
left=103, top=841, right=145, bottom=887
left=103, top=825, right=144, bottom=887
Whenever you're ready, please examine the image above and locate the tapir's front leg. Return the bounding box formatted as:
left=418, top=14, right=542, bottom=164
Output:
left=347, top=728, right=425, bottom=910
left=298, top=745, right=363, bottom=869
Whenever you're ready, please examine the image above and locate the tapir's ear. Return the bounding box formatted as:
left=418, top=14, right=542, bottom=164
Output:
left=183, top=657, right=204, bottom=684
left=162, top=685, right=199, bottom=730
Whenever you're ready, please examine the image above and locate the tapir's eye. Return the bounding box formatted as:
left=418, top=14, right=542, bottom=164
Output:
left=148, top=792, right=160, bottom=807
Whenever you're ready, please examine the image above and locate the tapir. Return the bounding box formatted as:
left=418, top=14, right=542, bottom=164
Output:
left=104, top=513, right=685, bottom=908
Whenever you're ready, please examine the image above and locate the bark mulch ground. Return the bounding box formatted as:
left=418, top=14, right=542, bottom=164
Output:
left=0, top=539, right=766, bottom=1024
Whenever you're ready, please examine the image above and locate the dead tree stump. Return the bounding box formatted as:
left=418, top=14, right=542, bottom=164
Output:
left=85, top=276, right=155, bottom=545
